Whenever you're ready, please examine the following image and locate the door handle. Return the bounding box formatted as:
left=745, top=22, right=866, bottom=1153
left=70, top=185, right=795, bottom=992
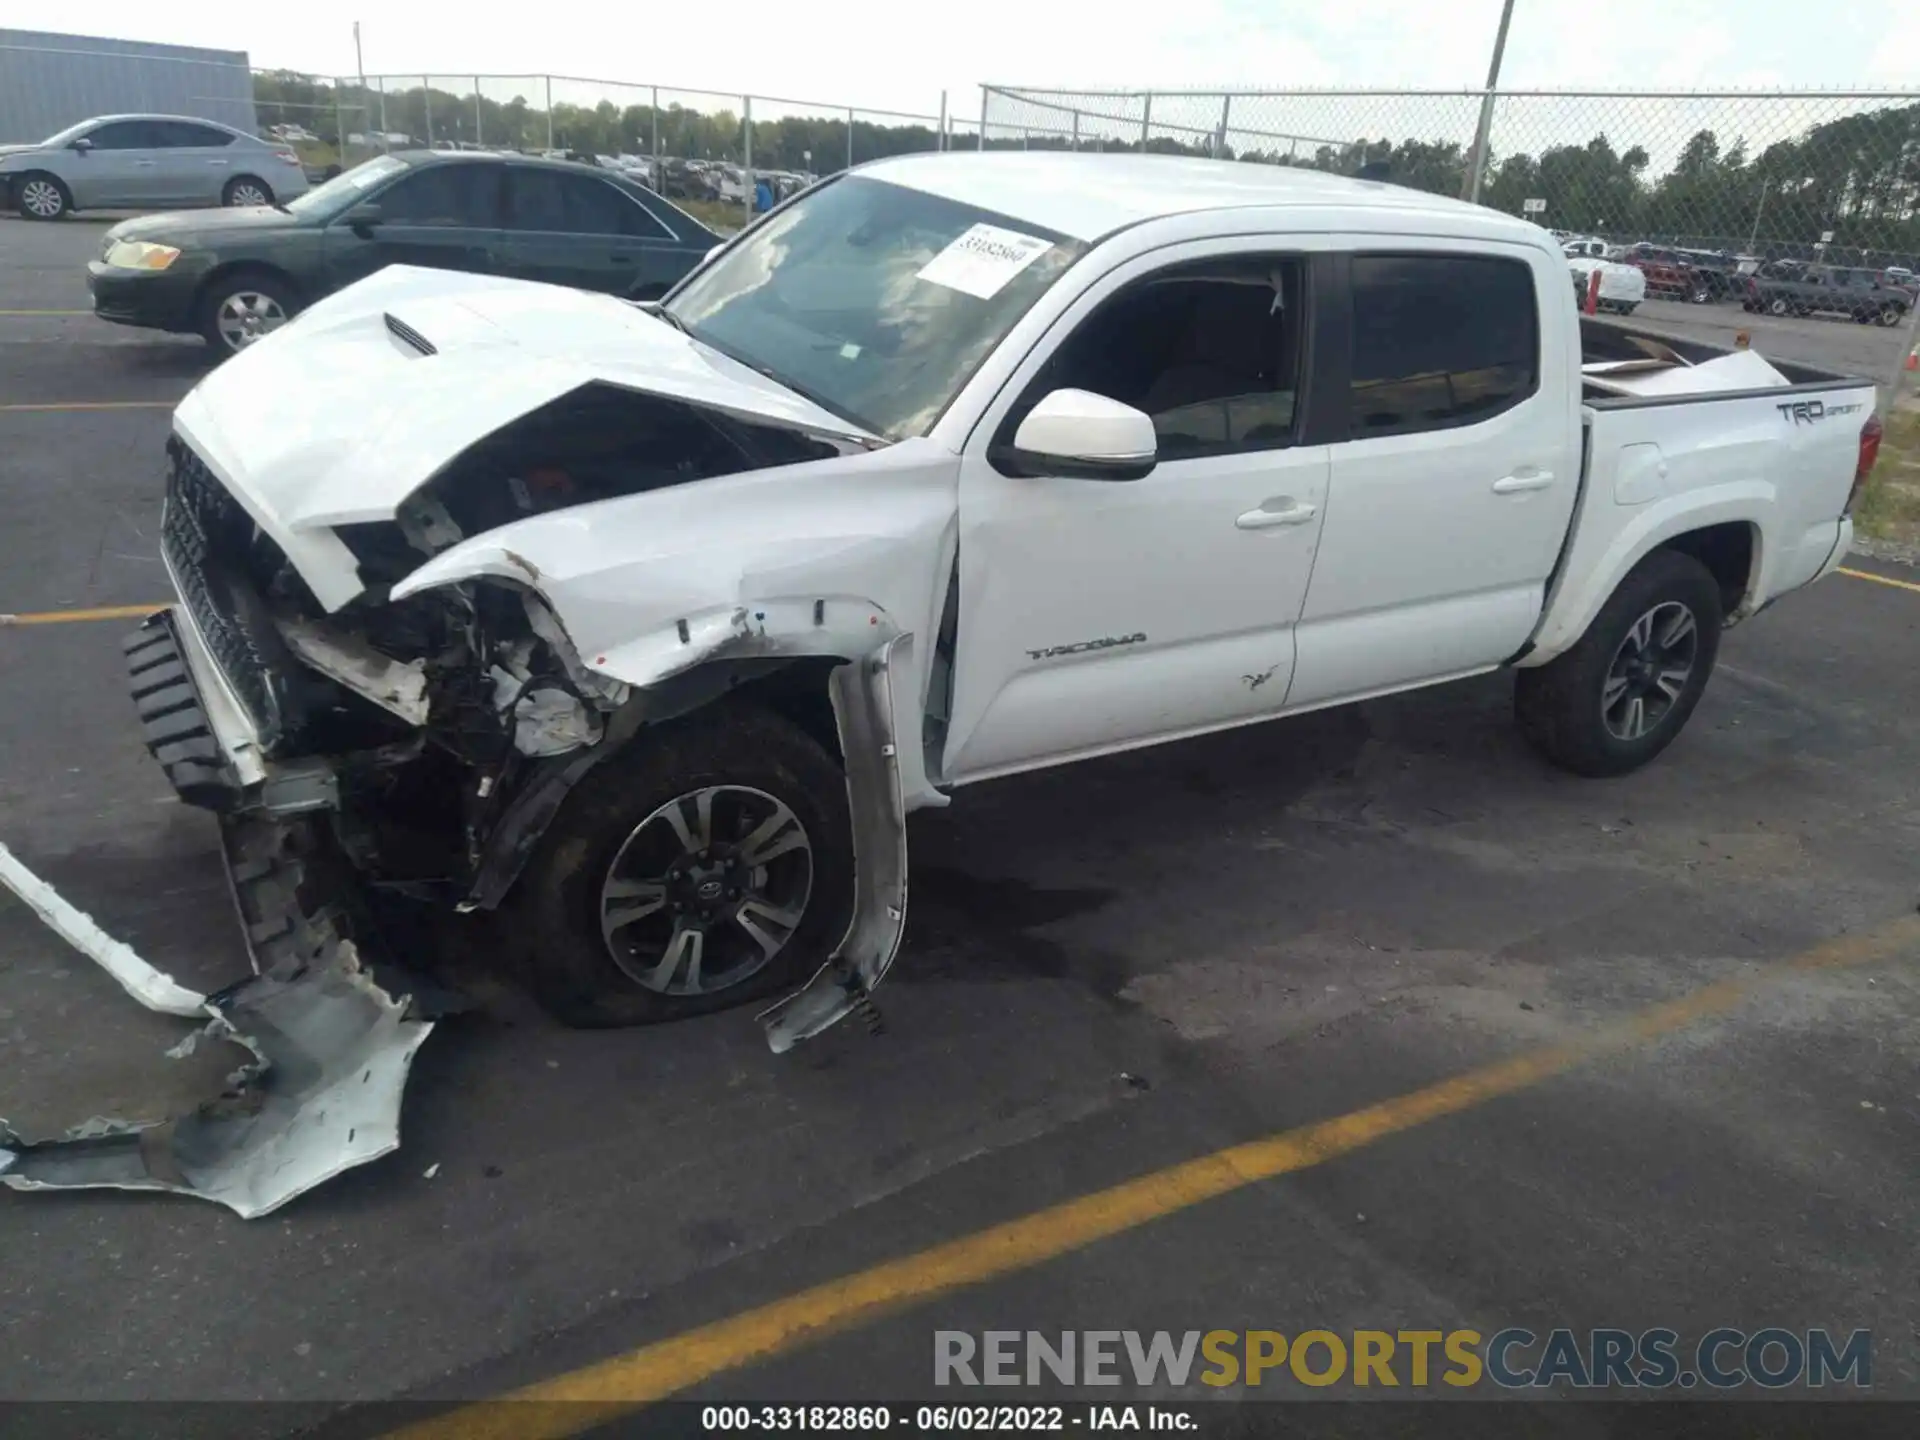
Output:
left=1492, top=469, right=1555, bottom=494
left=1235, top=498, right=1318, bottom=530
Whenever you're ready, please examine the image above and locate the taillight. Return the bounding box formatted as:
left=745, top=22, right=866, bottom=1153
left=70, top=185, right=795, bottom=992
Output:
left=1849, top=413, right=1884, bottom=515
left=273, top=148, right=299, bottom=165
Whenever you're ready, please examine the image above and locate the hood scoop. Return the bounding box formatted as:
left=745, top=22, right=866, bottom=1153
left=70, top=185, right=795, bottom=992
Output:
left=384, top=312, right=437, bottom=357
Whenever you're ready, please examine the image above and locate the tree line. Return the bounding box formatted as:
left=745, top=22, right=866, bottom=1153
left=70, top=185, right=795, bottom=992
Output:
left=253, top=72, right=1919, bottom=262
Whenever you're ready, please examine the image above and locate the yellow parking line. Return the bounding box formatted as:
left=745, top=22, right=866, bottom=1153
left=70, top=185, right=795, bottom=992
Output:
left=1839, top=566, right=1920, bottom=596
left=0, top=603, right=165, bottom=627
left=386, top=913, right=1920, bottom=1440
left=0, top=401, right=174, bottom=412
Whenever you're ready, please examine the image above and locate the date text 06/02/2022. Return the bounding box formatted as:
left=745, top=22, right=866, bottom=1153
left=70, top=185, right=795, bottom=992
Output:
left=700, top=1405, right=1194, bottom=1431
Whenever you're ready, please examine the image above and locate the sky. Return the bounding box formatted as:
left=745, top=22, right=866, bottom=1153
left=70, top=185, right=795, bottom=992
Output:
left=2, top=0, right=1914, bottom=123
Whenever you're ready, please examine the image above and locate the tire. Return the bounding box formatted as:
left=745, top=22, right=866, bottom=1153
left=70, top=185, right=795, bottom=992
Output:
left=1767, top=297, right=1791, bottom=316
left=1688, top=283, right=1711, bottom=304
left=503, top=701, right=854, bottom=1027
left=1620, top=302, right=1638, bottom=315
left=1879, top=304, right=1906, bottom=328
left=196, top=268, right=299, bottom=355
left=1515, top=549, right=1723, bottom=779
left=222, top=175, right=274, bottom=207
left=15, top=171, right=71, bottom=220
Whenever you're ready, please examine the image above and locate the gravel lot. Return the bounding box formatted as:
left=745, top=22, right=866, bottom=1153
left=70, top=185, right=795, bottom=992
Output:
left=5, top=215, right=1920, bottom=1433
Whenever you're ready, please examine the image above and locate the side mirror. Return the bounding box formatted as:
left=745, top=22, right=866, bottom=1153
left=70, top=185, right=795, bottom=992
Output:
left=70, top=136, right=93, bottom=154
left=704, top=243, right=724, bottom=265
left=343, top=201, right=383, bottom=234
left=991, top=389, right=1157, bottom=482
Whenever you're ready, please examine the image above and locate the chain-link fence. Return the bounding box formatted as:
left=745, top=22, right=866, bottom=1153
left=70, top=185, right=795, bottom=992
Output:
left=244, top=70, right=965, bottom=228
left=982, top=86, right=1920, bottom=272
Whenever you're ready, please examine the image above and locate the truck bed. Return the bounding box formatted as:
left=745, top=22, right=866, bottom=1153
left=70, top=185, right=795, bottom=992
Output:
left=1577, top=315, right=1865, bottom=408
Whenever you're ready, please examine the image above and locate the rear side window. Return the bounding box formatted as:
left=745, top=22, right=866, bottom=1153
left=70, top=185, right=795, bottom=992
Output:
left=1348, top=254, right=1539, bottom=439
left=156, top=121, right=234, bottom=148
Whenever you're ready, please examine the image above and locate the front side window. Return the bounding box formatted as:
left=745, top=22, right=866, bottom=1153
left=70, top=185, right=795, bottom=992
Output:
left=156, top=121, right=234, bottom=148
left=1348, top=254, right=1539, bottom=439
left=665, top=175, right=1086, bottom=439
left=287, top=154, right=407, bottom=219
left=86, top=121, right=166, bottom=151
left=1015, top=257, right=1305, bottom=460
left=376, top=165, right=502, bottom=228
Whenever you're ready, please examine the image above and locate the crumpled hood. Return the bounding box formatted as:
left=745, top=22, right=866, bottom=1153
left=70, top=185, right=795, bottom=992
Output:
left=173, top=264, right=875, bottom=539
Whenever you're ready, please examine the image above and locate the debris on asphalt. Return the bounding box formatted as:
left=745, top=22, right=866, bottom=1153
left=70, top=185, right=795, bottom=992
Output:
left=423, top=1163, right=441, bottom=1179
left=0, top=842, right=436, bottom=1218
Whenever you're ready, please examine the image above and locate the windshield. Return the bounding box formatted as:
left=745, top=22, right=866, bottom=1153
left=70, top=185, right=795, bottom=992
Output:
left=663, top=175, right=1087, bottom=439
left=285, top=154, right=409, bottom=219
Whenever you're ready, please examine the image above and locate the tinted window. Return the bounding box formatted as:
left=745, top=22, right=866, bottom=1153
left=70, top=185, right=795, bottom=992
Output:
left=87, top=121, right=167, bottom=150
left=377, top=165, right=502, bottom=227
left=156, top=121, right=234, bottom=148
left=1021, top=257, right=1305, bottom=460
left=506, top=170, right=665, bottom=236
left=1349, top=255, right=1538, bottom=439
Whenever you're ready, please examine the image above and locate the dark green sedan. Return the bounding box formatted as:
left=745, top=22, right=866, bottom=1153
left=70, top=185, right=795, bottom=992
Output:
left=86, top=150, right=724, bottom=354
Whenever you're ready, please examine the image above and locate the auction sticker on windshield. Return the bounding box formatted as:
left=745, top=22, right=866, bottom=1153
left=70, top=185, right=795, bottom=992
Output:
left=916, top=224, right=1054, bottom=299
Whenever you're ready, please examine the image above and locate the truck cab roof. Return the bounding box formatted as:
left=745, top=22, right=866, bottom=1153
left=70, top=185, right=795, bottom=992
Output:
left=857, top=152, right=1546, bottom=246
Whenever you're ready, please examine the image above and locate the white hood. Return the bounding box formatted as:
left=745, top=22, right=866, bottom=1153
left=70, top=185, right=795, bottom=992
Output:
left=174, top=265, right=874, bottom=540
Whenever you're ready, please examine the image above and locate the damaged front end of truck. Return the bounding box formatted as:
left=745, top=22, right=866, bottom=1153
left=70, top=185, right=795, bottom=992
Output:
left=10, top=272, right=955, bottom=1213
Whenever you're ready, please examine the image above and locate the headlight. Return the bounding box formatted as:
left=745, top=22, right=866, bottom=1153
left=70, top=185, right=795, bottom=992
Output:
left=106, top=240, right=183, bottom=271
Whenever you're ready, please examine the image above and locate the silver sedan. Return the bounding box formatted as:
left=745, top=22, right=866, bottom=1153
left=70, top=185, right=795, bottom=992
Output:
left=1, top=114, right=311, bottom=220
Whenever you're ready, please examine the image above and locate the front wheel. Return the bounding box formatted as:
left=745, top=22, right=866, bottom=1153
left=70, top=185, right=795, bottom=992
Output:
left=1880, top=304, right=1907, bottom=328
left=1515, top=550, right=1723, bottom=778
left=1767, top=297, right=1791, bottom=316
left=197, top=270, right=298, bottom=354
left=1689, top=283, right=1711, bottom=304
left=503, top=702, right=854, bottom=1027
left=15, top=172, right=71, bottom=220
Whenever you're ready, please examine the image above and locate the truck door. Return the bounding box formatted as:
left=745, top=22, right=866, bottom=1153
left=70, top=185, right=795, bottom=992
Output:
left=941, top=247, right=1333, bottom=783
left=1285, top=247, right=1580, bottom=711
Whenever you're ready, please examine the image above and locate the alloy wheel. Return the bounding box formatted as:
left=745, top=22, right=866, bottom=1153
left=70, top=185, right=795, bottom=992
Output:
left=227, top=182, right=270, bottom=207
left=598, top=785, right=814, bottom=997
left=1602, top=602, right=1698, bottom=743
left=214, top=291, right=288, bottom=351
left=20, top=178, right=63, bottom=218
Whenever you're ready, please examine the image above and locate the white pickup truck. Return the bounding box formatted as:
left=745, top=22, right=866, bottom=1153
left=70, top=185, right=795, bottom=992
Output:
left=129, top=152, right=1882, bottom=1052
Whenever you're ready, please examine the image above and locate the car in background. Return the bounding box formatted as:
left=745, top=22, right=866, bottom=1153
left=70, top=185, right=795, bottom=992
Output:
left=85, top=150, right=722, bottom=354
left=1672, top=247, right=1749, bottom=302
left=1, top=114, right=310, bottom=219
left=1562, top=236, right=1611, bottom=260
left=1614, top=243, right=1704, bottom=302
left=1566, top=251, right=1646, bottom=314
left=1745, top=264, right=1912, bottom=326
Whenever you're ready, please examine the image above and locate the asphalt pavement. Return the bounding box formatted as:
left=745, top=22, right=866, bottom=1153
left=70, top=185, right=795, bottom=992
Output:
left=4, top=214, right=1920, bottom=1433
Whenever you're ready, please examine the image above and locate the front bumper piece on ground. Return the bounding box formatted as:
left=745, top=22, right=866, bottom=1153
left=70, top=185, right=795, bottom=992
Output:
left=0, top=611, right=437, bottom=1218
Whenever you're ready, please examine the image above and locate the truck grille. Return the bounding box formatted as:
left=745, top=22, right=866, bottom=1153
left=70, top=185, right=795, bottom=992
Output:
left=161, top=438, right=292, bottom=753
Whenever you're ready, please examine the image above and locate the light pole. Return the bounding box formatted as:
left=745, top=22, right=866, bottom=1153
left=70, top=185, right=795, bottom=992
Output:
left=1462, top=0, right=1518, bottom=204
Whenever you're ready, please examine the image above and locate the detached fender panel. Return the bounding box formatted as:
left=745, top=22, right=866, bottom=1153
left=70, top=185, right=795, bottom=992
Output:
left=759, top=634, right=911, bottom=1053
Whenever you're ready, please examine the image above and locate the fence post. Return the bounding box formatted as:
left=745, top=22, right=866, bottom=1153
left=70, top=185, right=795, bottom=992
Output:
left=651, top=86, right=660, bottom=172
left=846, top=107, right=855, bottom=169
left=545, top=75, right=554, bottom=151
left=377, top=76, right=388, bottom=148
left=474, top=78, right=483, bottom=148
left=743, top=95, right=754, bottom=228
left=1890, top=299, right=1920, bottom=413
left=423, top=76, right=433, bottom=146
left=1140, top=91, right=1151, bottom=151
left=978, top=88, right=988, bottom=151
left=1071, top=110, right=1080, bottom=151
left=939, top=90, right=948, bottom=152
left=1216, top=95, right=1232, bottom=159
left=334, top=83, right=346, bottom=166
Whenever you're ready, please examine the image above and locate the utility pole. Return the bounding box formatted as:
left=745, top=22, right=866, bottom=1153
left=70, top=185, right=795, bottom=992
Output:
left=1746, top=178, right=1770, bottom=254
left=1462, top=0, right=1518, bottom=204
left=351, top=22, right=366, bottom=158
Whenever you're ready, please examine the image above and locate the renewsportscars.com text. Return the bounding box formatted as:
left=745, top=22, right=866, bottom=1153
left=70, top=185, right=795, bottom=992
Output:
left=934, top=1328, right=1871, bottom=1391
